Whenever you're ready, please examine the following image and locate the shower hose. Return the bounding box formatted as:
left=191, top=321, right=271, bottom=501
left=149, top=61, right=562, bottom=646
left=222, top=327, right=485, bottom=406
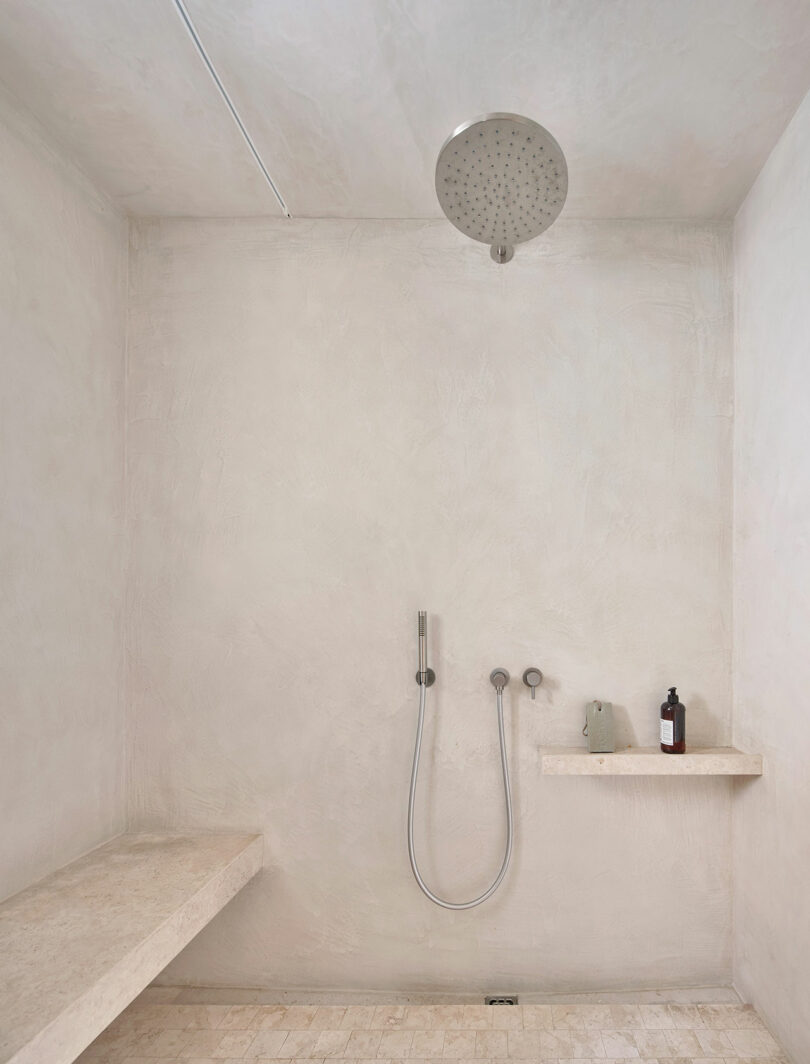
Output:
left=407, top=679, right=513, bottom=909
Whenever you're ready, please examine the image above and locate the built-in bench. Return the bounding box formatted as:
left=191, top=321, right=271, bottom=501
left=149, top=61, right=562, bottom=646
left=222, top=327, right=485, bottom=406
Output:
left=0, top=833, right=262, bottom=1064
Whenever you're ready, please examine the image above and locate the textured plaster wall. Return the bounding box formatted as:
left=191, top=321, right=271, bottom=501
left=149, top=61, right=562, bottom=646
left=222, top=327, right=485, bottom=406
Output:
left=127, top=216, right=733, bottom=992
left=733, top=88, right=810, bottom=1062
left=0, top=87, right=127, bottom=901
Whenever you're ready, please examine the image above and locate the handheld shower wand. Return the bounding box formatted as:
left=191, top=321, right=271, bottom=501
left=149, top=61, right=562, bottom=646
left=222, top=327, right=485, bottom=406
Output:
left=418, top=610, right=427, bottom=683
left=414, top=611, right=435, bottom=687
left=407, top=610, right=513, bottom=909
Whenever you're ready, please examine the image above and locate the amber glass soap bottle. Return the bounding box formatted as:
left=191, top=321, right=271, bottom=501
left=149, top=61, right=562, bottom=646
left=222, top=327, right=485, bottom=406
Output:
left=660, top=686, right=685, bottom=753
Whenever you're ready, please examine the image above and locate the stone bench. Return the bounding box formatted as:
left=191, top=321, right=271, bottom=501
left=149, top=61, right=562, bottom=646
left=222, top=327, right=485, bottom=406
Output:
left=0, top=833, right=262, bottom=1064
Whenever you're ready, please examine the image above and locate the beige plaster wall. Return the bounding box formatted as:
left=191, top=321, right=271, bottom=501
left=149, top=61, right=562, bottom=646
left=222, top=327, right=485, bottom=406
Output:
left=733, top=87, right=810, bottom=1063
left=0, top=86, right=127, bottom=900
left=128, top=216, right=734, bottom=992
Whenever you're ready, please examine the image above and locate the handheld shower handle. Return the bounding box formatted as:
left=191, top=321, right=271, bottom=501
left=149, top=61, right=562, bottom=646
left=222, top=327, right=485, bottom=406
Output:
left=415, top=611, right=435, bottom=686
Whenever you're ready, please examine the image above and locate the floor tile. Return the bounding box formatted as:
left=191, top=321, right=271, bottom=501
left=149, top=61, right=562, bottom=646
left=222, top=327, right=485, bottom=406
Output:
left=632, top=1028, right=669, bottom=1056
left=311, top=1009, right=349, bottom=1031
left=696, top=1028, right=735, bottom=1055
left=667, top=1004, right=704, bottom=1029
left=461, top=1005, right=493, bottom=1029
left=427, top=1006, right=466, bottom=1030
left=440, top=1030, right=476, bottom=1058
left=607, top=1006, right=643, bottom=1029
left=284, top=1007, right=321, bottom=1030
left=276, top=1030, right=320, bottom=1057
left=733, top=1006, right=767, bottom=1030
left=82, top=994, right=788, bottom=1064
left=638, top=1005, right=675, bottom=1030
left=378, top=1029, right=415, bottom=1057
left=346, top=1029, right=385, bottom=1056
left=507, top=1029, right=541, bottom=1057
left=180, top=1030, right=227, bottom=1056
left=523, top=1005, right=553, bottom=1030
left=214, top=1030, right=258, bottom=1056
left=188, top=1005, right=234, bottom=1029
left=725, top=1027, right=782, bottom=1056
left=255, top=1007, right=291, bottom=1030
left=312, top=1030, right=352, bottom=1057
left=475, top=1028, right=508, bottom=1056
left=491, top=1006, right=525, bottom=1030
left=341, top=1007, right=377, bottom=1030
left=699, top=1005, right=741, bottom=1029
left=599, top=1029, right=638, bottom=1057
left=540, top=1029, right=574, bottom=1057
left=150, top=1029, right=195, bottom=1055
left=373, top=1007, right=408, bottom=1030
left=569, top=1029, right=606, bottom=1057
left=665, top=1028, right=703, bottom=1055
left=220, top=1006, right=262, bottom=1030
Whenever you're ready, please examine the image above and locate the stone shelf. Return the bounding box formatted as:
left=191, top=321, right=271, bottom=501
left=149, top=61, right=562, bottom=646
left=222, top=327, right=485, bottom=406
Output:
left=539, top=746, right=763, bottom=776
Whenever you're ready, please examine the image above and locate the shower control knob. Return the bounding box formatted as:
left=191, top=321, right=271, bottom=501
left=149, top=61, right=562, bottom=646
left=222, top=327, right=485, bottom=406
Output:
left=489, top=668, right=510, bottom=690
left=522, top=667, right=543, bottom=700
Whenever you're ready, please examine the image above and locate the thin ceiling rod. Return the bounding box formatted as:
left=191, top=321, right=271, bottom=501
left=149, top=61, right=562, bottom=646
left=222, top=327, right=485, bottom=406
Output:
left=171, top=0, right=291, bottom=217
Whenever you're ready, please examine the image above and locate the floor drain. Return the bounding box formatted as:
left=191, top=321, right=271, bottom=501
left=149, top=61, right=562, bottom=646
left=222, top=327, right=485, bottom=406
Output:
left=485, top=995, right=519, bottom=1005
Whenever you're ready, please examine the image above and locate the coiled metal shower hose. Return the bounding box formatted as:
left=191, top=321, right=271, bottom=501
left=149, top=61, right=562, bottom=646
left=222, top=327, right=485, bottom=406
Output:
left=407, top=679, right=513, bottom=909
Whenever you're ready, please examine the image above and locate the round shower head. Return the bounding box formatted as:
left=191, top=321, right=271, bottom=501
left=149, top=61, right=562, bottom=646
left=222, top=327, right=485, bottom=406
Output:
left=435, top=113, right=567, bottom=263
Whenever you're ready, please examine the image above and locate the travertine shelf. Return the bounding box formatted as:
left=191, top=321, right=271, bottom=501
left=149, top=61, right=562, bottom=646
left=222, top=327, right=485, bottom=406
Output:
left=0, top=832, right=263, bottom=1064
left=540, top=746, right=763, bottom=775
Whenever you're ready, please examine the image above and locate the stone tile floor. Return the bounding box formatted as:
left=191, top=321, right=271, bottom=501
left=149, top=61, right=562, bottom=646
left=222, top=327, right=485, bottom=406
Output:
left=77, top=998, right=788, bottom=1064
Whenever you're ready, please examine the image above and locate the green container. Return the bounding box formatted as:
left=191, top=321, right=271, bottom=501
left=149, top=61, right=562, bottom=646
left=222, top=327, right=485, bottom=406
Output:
left=584, top=701, right=614, bottom=753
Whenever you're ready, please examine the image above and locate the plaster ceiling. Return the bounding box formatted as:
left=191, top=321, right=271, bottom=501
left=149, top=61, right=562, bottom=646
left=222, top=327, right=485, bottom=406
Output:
left=0, top=0, right=809, bottom=219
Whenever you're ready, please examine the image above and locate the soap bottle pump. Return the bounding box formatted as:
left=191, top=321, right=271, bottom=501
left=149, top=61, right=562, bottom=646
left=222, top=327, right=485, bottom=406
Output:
left=660, top=686, right=685, bottom=754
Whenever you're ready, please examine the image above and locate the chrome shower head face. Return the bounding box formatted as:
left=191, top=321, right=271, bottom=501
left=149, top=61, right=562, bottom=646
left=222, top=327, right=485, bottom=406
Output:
left=435, top=113, right=567, bottom=263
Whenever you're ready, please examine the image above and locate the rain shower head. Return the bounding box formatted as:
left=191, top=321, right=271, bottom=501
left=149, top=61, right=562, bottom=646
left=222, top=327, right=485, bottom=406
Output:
left=435, top=113, right=567, bottom=264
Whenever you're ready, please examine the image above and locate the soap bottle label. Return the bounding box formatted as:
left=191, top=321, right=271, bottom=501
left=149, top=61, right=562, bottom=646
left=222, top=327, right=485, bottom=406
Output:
left=660, top=719, right=674, bottom=746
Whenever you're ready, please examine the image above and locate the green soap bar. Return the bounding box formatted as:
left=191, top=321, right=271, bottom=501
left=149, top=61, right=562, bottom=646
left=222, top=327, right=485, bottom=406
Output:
left=585, top=701, right=614, bottom=753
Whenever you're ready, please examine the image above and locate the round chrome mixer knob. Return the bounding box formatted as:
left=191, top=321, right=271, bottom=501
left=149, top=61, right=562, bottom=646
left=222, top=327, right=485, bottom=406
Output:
left=522, top=667, right=543, bottom=699
left=489, top=668, right=510, bottom=690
